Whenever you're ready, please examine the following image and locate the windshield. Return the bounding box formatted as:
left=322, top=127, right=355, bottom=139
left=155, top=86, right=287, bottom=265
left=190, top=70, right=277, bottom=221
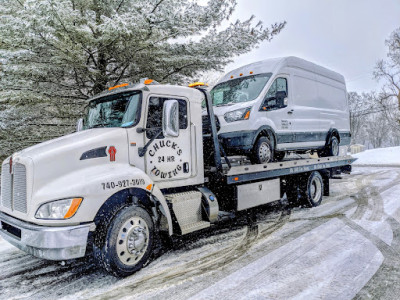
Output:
left=211, top=73, right=272, bottom=106
left=83, top=92, right=141, bottom=129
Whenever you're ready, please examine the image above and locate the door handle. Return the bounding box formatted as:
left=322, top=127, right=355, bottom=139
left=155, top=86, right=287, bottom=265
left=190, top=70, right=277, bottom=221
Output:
left=287, top=109, right=294, bottom=114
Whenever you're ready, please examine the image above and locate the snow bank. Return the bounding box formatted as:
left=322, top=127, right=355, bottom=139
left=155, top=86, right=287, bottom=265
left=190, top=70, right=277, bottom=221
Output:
left=353, top=146, right=400, bottom=166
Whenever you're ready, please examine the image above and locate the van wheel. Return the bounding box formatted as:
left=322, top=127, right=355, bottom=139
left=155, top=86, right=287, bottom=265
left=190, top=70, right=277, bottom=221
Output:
left=274, top=151, right=285, bottom=161
left=250, top=136, right=274, bottom=164
left=319, top=135, right=340, bottom=157
left=299, top=171, right=324, bottom=207
left=94, top=206, right=154, bottom=277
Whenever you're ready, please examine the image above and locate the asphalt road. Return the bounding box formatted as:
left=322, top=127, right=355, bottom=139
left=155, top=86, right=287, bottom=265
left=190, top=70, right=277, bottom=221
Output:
left=1, top=166, right=400, bottom=299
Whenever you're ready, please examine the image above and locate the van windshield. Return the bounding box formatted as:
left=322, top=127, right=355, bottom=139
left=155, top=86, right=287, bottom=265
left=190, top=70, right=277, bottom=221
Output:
left=83, top=92, right=141, bottom=129
left=211, top=73, right=272, bottom=106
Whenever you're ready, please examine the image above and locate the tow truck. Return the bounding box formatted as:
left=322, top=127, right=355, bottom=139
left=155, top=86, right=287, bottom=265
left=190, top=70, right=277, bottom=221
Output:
left=0, top=81, right=355, bottom=276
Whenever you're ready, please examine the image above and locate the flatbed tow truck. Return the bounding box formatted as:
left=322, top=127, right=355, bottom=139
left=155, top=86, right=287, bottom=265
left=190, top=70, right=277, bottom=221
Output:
left=0, top=81, right=355, bottom=276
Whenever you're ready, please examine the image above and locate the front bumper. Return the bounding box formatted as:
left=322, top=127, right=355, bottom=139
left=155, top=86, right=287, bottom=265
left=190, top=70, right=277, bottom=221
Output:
left=219, top=130, right=257, bottom=153
left=0, top=212, right=92, bottom=260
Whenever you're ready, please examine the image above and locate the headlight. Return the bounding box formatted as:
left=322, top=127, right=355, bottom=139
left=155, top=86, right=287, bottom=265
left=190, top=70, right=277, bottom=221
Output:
left=224, top=107, right=251, bottom=123
left=35, top=198, right=83, bottom=219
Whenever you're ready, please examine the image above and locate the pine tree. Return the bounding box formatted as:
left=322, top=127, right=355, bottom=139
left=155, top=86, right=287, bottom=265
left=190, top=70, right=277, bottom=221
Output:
left=0, top=0, right=285, bottom=162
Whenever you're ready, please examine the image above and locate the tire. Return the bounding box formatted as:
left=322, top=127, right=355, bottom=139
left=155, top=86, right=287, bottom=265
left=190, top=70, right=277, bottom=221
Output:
left=299, top=171, right=324, bottom=207
left=250, top=136, right=274, bottom=164
left=319, top=135, right=340, bottom=157
left=274, top=151, right=285, bottom=161
left=93, top=206, right=154, bottom=277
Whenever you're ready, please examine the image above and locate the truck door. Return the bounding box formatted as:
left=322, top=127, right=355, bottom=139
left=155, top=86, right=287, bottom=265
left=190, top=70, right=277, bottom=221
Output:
left=144, top=96, right=192, bottom=182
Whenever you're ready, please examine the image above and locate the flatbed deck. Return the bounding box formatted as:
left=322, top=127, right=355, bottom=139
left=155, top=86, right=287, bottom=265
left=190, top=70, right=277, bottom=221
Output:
left=206, top=155, right=356, bottom=184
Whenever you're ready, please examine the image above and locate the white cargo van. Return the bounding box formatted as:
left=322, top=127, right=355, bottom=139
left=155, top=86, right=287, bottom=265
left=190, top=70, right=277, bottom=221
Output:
left=209, top=56, right=351, bottom=164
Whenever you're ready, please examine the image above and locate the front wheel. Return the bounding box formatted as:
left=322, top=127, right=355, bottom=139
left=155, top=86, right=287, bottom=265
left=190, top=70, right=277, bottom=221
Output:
left=94, top=206, right=154, bottom=277
left=250, top=136, right=274, bottom=164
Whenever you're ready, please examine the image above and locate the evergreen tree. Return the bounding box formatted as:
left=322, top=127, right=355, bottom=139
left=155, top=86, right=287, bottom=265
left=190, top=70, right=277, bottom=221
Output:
left=0, top=0, right=285, bottom=162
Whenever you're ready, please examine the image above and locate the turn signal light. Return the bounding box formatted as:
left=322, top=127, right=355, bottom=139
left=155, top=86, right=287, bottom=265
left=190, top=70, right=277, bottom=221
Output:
left=64, top=198, right=83, bottom=219
left=144, top=79, right=154, bottom=85
left=244, top=111, right=251, bottom=119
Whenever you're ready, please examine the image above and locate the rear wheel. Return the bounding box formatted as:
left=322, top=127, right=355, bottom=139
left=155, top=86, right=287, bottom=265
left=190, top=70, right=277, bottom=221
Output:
left=250, top=136, right=274, bottom=164
left=299, top=171, right=324, bottom=207
left=319, top=135, right=340, bottom=157
left=94, top=206, right=154, bottom=277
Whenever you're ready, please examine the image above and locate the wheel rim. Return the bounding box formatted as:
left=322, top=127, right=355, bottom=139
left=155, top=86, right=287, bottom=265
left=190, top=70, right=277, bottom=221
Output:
left=332, top=137, right=339, bottom=156
left=116, top=216, right=149, bottom=266
left=258, top=142, right=272, bottom=163
left=310, top=177, right=322, bottom=202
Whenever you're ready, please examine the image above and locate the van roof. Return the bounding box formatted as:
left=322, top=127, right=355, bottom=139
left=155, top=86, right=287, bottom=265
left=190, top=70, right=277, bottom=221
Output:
left=217, top=56, right=345, bottom=84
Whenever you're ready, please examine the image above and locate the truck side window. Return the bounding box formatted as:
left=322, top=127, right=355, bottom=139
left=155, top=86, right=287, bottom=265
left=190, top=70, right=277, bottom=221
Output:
left=146, top=97, right=188, bottom=139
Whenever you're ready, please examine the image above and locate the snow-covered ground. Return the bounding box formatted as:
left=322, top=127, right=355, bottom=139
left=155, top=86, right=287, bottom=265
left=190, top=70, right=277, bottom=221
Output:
left=353, top=146, right=400, bottom=166
left=1, top=152, right=400, bottom=299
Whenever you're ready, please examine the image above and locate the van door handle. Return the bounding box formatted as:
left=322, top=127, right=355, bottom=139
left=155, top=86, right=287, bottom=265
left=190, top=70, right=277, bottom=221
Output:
left=287, top=109, right=294, bottom=114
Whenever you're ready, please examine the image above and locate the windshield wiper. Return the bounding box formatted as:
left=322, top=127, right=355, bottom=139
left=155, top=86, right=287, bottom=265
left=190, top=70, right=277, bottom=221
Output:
left=91, top=122, right=109, bottom=128
left=216, top=102, right=235, bottom=107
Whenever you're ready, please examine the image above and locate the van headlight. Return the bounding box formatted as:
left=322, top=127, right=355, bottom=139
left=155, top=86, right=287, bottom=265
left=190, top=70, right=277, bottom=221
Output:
left=224, top=107, right=251, bottom=122
left=35, top=198, right=83, bottom=219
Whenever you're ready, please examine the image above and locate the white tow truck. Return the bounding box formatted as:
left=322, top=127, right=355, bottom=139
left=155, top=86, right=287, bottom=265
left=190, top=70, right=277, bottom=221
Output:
left=0, top=81, right=355, bottom=276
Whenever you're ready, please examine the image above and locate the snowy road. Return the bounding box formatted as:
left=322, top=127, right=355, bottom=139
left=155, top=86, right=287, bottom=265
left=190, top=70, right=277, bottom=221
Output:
left=1, top=166, right=400, bottom=299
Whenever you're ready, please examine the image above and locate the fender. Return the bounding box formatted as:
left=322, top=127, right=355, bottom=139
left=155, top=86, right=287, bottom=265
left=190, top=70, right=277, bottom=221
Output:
left=92, top=185, right=174, bottom=236
left=252, top=125, right=278, bottom=149
left=325, top=128, right=340, bottom=146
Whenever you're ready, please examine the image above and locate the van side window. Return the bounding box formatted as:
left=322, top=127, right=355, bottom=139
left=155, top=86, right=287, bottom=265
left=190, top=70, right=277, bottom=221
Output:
left=266, top=77, right=288, bottom=98
left=146, top=97, right=188, bottom=139
left=261, top=77, right=288, bottom=110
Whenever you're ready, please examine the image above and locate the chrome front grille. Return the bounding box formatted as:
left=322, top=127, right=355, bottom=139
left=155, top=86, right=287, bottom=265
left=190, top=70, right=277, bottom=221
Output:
left=1, top=162, right=27, bottom=213
left=13, top=164, right=27, bottom=213
left=1, top=164, right=12, bottom=209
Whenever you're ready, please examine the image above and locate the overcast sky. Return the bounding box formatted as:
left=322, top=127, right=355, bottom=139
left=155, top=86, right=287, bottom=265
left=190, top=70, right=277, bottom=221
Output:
left=211, top=0, right=400, bottom=93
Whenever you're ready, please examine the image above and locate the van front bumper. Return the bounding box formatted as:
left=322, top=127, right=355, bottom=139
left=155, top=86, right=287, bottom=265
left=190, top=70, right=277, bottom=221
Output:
left=0, top=211, right=92, bottom=260
left=219, top=130, right=256, bottom=153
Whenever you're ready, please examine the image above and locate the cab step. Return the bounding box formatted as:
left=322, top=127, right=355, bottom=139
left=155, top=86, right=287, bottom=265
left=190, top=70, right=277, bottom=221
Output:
left=165, top=191, right=211, bottom=235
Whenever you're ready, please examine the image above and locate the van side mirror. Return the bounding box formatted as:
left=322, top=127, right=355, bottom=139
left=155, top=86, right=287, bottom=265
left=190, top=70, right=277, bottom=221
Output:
left=76, top=118, right=84, bottom=132
left=275, top=91, right=287, bottom=108
left=162, top=100, right=180, bottom=137
left=260, top=91, right=288, bottom=111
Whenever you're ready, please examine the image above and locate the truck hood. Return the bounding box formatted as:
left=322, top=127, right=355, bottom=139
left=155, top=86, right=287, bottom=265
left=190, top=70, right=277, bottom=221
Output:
left=17, top=128, right=129, bottom=200
left=18, top=128, right=128, bottom=164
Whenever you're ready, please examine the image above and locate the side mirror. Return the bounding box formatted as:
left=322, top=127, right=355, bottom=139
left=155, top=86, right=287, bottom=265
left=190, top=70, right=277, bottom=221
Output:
left=76, top=118, right=84, bottom=132
left=162, top=100, right=179, bottom=137
left=276, top=91, right=287, bottom=108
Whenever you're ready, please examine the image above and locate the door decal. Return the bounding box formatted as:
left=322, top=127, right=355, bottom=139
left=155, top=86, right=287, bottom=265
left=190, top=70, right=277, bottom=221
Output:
left=147, top=139, right=187, bottom=179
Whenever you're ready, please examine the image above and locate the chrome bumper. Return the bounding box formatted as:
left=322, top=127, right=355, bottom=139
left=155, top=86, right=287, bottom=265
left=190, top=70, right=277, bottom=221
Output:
left=0, top=212, right=92, bottom=260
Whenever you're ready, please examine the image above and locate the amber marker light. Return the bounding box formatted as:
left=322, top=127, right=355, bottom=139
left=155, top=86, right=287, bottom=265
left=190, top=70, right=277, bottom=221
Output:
left=239, top=73, right=243, bottom=76
left=144, top=79, right=154, bottom=85
left=146, top=184, right=153, bottom=191
left=230, top=75, right=234, bottom=79
left=234, top=177, right=239, bottom=181
left=188, top=82, right=208, bottom=87
left=244, top=110, right=251, bottom=120
left=250, top=71, right=253, bottom=74
left=64, top=198, right=83, bottom=219
left=109, top=83, right=128, bottom=91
